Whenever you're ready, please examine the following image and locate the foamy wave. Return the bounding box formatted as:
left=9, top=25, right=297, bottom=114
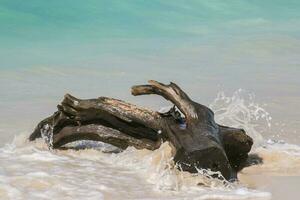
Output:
left=209, top=89, right=272, bottom=147
left=0, top=134, right=271, bottom=200
left=2, top=89, right=299, bottom=200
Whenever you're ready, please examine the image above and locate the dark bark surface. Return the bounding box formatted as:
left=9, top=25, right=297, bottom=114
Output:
left=29, top=80, right=253, bottom=181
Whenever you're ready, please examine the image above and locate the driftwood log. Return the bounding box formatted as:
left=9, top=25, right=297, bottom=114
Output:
left=29, top=80, right=253, bottom=181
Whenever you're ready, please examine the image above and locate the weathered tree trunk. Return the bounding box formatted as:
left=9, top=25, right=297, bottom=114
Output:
left=29, top=80, right=253, bottom=181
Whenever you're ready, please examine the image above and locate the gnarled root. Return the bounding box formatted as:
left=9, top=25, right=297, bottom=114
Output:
left=29, top=80, right=254, bottom=181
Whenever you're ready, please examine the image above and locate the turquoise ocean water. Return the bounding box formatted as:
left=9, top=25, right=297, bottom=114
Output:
left=1, top=0, right=299, bottom=139
left=1, top=0, right=300, bottom=69
left=0, top=1, right=300, bottom=199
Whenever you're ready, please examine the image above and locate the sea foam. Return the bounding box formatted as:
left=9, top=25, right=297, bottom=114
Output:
left=2, top=90, right=299, bottom=200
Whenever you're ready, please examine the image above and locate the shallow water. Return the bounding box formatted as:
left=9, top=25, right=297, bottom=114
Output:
left=1, top=1, right=300, bottom=199
left=0, top=137, right=272, bottom=200
left=0, top=88, right=300, bottom=200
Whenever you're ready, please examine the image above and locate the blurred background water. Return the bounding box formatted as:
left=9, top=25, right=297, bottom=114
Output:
left=1, top=0, right=300, bottom=144
left=0, top=1, right=300, bottom=199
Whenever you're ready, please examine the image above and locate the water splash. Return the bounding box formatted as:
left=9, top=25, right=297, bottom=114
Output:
left=209, top=89, right=272, bottom=147
left=106, top=142, right=271, bottom=199
left=1, top=89, right=296, bottom=200
left=40, top=124, right=54, bottom=150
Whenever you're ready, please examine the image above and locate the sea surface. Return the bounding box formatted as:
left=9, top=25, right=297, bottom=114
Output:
left=0, top=1, right=300, bottom=199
